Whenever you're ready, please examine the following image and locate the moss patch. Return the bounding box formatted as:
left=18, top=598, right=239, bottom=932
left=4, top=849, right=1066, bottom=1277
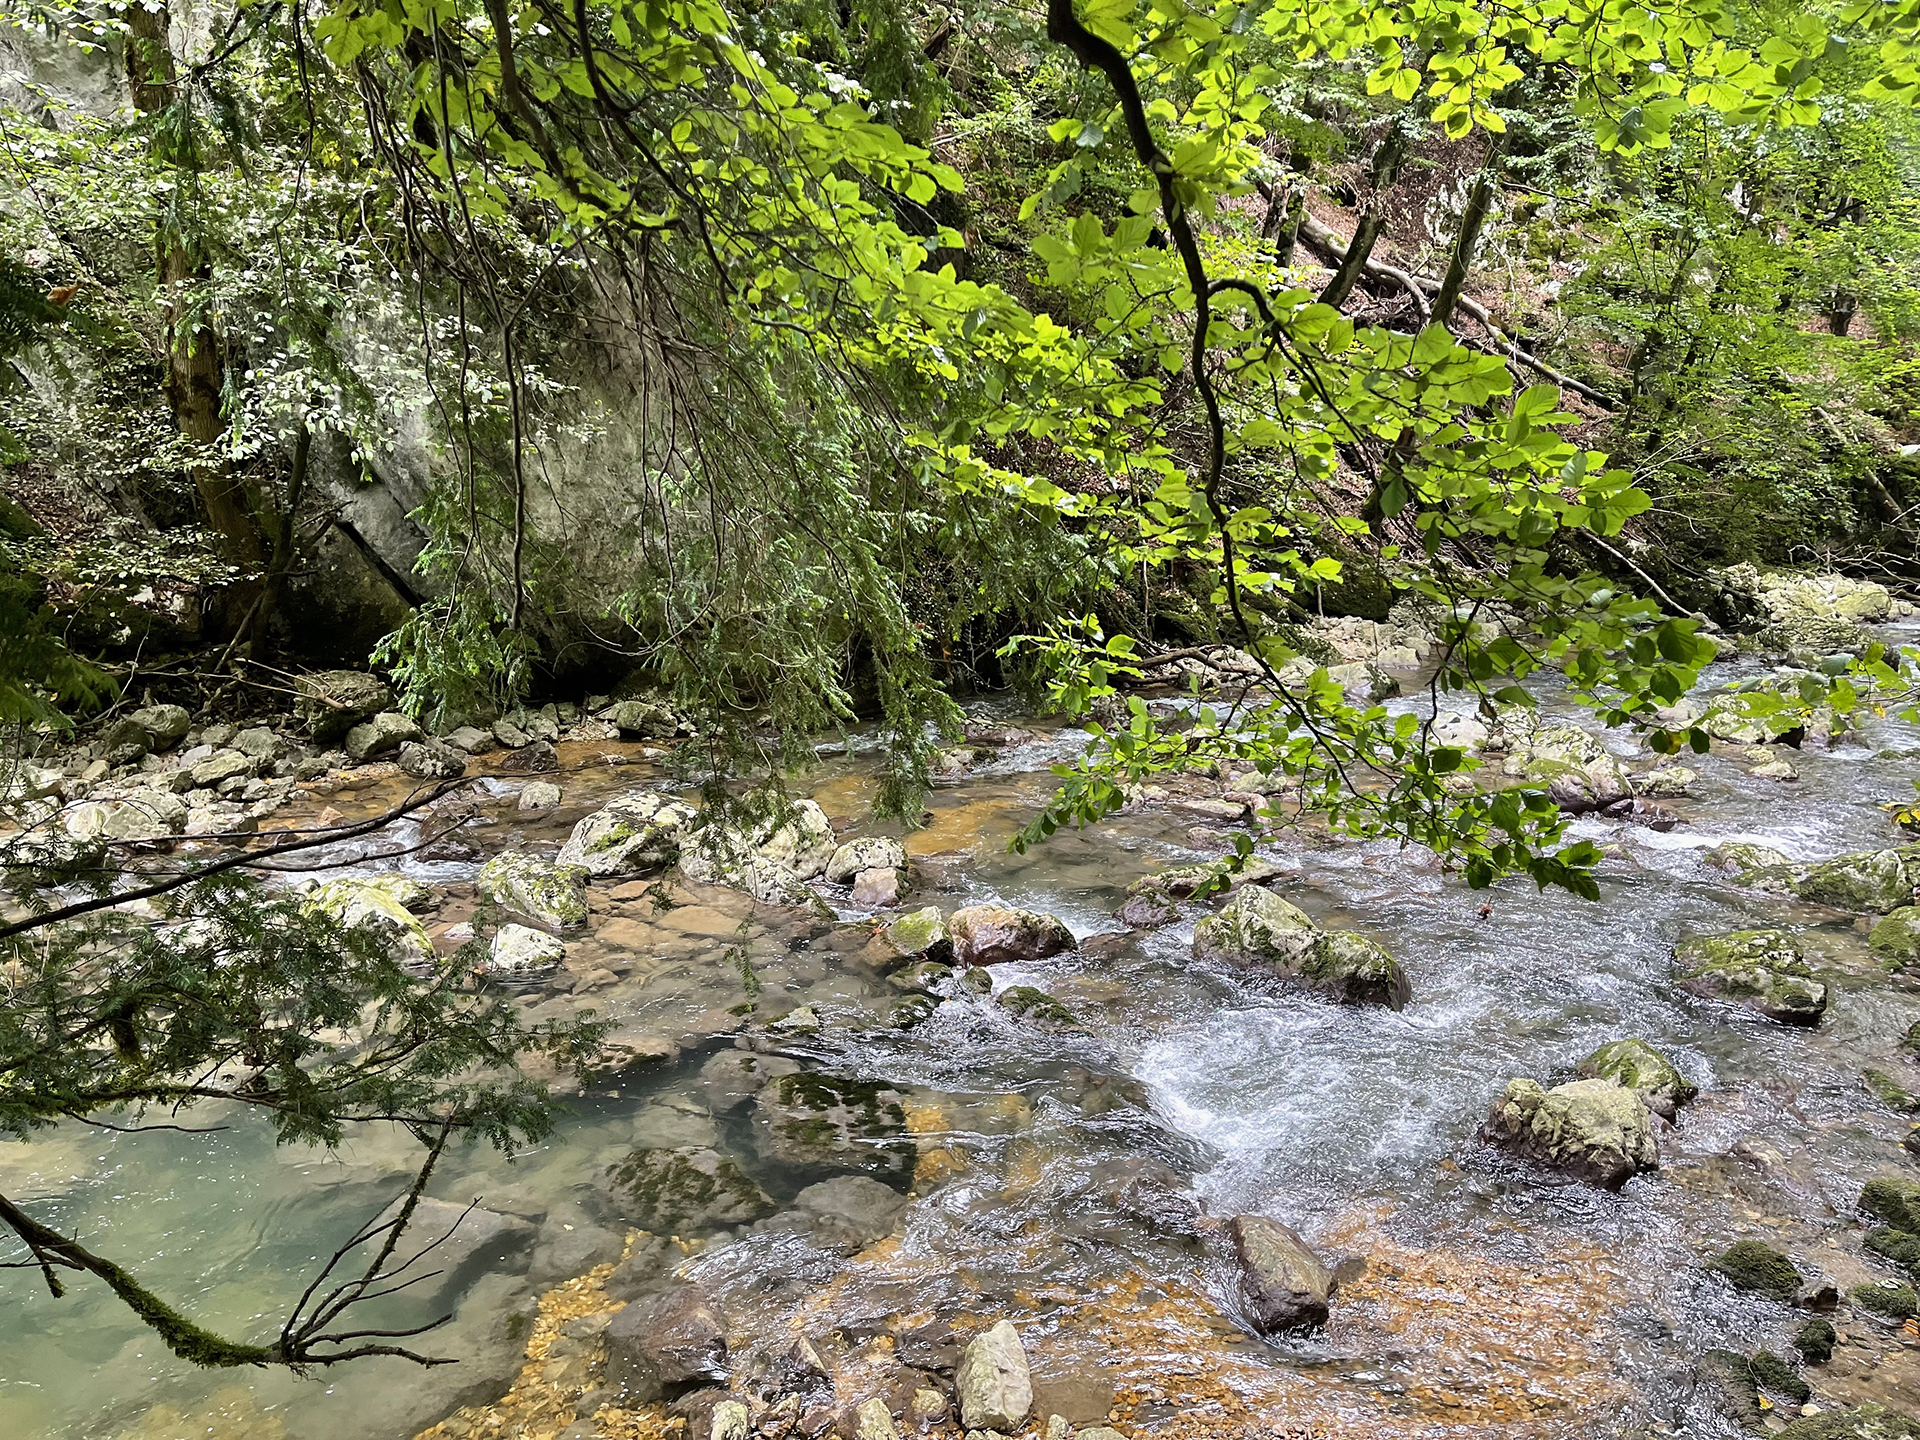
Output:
left=1707, top=1240, right=1801, bottom=1303
left=1849, top=1279, right=1918, bottom=1319
left=1791, top=1317, right=1836, bottom=1364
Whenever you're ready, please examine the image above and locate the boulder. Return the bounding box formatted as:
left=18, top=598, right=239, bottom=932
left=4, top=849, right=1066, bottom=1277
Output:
left=1707, top=1240, right=1801, bottom=1304
left=1482, top=1077, right=1660, bottom=1189
left=304, top=876, right=436, bottom=971
left=130, top=704, right=191, bottom=750
left=883, top=907, right=953, bottom=965
left=101, top=789, right=189, bottom=841
left=751, top=1072, right=914, bottom=1180
left=1792, top=1317, right=1837, bottom=1364
left=97, top=716, right=151, bottom=766
left=344, top=711, right=423, bottom=762
left=1227, top=1214, right=1333, bottom=1333
left=851, top=867, right=908, bottom=906
left=1793, top=844, right=1920, bottom=913
left=606, top=697, right=690, bottom=740
left=397, top=739, right=466, bottom=780
left=517, top=780, right=562, bottom=812
left=497, top=739, right=560, bottom=774
left=296, top=670, right=395, bottom=744
left=601, top=1146, right=776, bottom=1233
left=1577, top=1038, right=1697, bottom=1121
left=680, top=800, right=836, bottom=903
left=787, top=1175, right=908, bottom=1252
left=949, top=905, right=1076, bottom=967
left=1500, top=724, right=1630, bottom=813
left=1674, top=930, right=1827, bottom=1025
left=824, top=837, right=909, bottom=884
left=603, top=1284, right=729, bottom=1404
left=1703, top=841, right=1794, bottom=878
left=955, top=1320, right=1032, bottom=1433
left=487, top=923, right=565, bottom=981
left=1192, top=887, right=1410, bottom=1009
left=189, top=750, right=252, bottom=788
left=1634, top=765, right=1697, bottom=799
left=444, top=725, right=494, bottom=754
left=996, top=985, right=1083, bottom=1032
left=1869, top=906, right=1920, bottom=971
left=478, top=851, right=590, bottom=931
left=232, top=727, right=282, bottom=760
left=558, top=790, right=699, bottom=877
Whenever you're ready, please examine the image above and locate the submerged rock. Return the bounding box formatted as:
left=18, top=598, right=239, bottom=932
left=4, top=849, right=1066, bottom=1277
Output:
left=955, top=1320, right=1032, bottom=1433
left=996, top=985, right=1083, bottom=1032
left=781, top=1174, right=908, bottom=1253
left=949, top=904, right=1076, bottom=967
left=1482, top=1077, right=1659, bottom=1189
left=751, top=1072, right=914, bottom=1180
left=1703, top=840, right=1794, bottom=879
left=601, top=1146, right=776, bottom=1233
left=1708, top=1240, right=1802, bottom=1304
left=603, top=1284, right=729, bottom=1404
left=1674, top=929, right=1827, bottom=1025
left=1227, top=1214, right=1333, bottom=1333
left=479, top=851, right=590, bottom=931
left=1192, top=886, right=1410, bottom=1008
left=558, top=790, right=698, bottom=877
left=1860, top=1177, right=1920, bottom=1232
left=1577, top=1038, right=1697, bottom=1121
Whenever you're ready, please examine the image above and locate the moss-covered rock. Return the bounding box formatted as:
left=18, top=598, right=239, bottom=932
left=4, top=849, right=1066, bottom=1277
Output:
left=1674, top=929, right=1827, bottom=1025
left=751, top=1072, right=914, bottom=1181
left=1865, top=1227, right=1920, bottom=1275
left=1850, top=1278, right=1918, bottom=1319
left=601, top=1146, right=776, bottom=1233
left=997, top=985, right=1083, bottom=1032
left=1193, top=886, right=1410, bottom=1009
left=1498, top=723, right=1631, bottom=813
left=1697, top=1349, right=1763, bottom=1430
left=303, top=875, right=436, bottom=971
left=1748, top=1350, right=1811, bottom=1404
left=1866, top=1068, right=1920, bottom=1111
left=1793, top=844, right=1920, bottom=914
left=1791, top=1317, right=1837, bottom=1364
left=883, top=906, right=953, bottom=966
left=1860, top=1177, right=1920, bottom=1232
left=1868, top=906, right=1920, bottom=971
left=558, top=790, right=698, bottom=877
left=1773, top=1404, right=1920, bottom=1440
left=479, top=850, right=590, bottom=930
left=1482, top=1077, right=1659, bottom=1189
left=1577, top=1038, right=1698, bottom=1121
left=1707, top=1240, right=1802, bottom=1303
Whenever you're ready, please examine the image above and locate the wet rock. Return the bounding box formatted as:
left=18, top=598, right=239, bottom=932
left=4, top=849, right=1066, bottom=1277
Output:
left=1500, top=723, right=1630, bottom=813
left=949, top=905, right=1076, bottom=967
left=826, top=837, right=909, bottom=884
left=1708, top=1240, right=1802, bottom=1304
left=1674, top=929, right=1827, bottom=1024
left=304, top=876, right=435, bottom=971
left=577, top=1023, right=680, bottom=1085
left=603, top=1284, right=729, bottom=1403
left=1482, top=1077, right=1659, bottom=1189
left=1698, top=1350, right=1764, bottom=1430
left=883, top=907, right=953, bottom=965
left=479, top=851, right=589, bottom=930
left=396, top=738, right=465, bottom=779
left=1577, top=1038, right=1697, bottom=1121
left=1703, top=840, right=1794, bottom=879
left=558, top=790, right=699, bottom=876
left=518, top=780, right=562, bottom=812
left=1750, top=757, right=1800, bottom=782
left=708, top=1398, right=751, bottom=1440
left=888, top=960, right=953, bottom=995
left=1227, top=1214, right=1333, bottom=1332
left=1793, top=1317, right=1837, bottom=1364
left=1633, top=765, right=1697, bottom=798
left=1868, top=906, right=1920, bottom=971
left=1773, top=1404, right=1920, bottom=1440
left=129, top=703, right=191, bottom=750
left=788, top=1175, right=907, bottom=1252
left=601, top=1146, right=776, bottom=1233
left=297, top=670, right=394, bottom=743
left=1749, top=1349, right=1812, bottom=1404
left=680, top=800, right=836, bottom=905
left=1192, top=887, right=1410, bottom=1009
left=1860, top=1178, right=1920, bottom=1231
left=851, top=866, right=909, bottom=907
left=956, top=1320, right=1032, bottom=1433
left=1115, top=887, right=1179, bottom=929
left=344, top=711, right=423, bottom=761
left=995, top=985, right=1083, bottom=1032
left=1793, top=843, right=1920, bottom=913
left=488, top=923, right=565, bottom=982
left=752, top=1072, right=914, bottom=1181
left=494, top=740, right=556, bottom=774
left=1850, top=1278, right=1918, bottom=1319
left=1866, top=1068, right=1920, bottom=1111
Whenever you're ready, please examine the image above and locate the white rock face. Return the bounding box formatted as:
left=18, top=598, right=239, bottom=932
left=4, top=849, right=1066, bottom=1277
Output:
left=680, top=799, right=836, bottom=902
left=557, top=790, right=696, bottom=876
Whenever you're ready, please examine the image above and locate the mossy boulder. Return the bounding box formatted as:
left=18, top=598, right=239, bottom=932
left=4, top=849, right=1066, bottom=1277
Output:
left=1482, top=1077, right=1659, bottom=1189
left=1748, top=1350, right=1811, bottom=1404
left=1707, top=1240, right=1801, bottom=1304
left=1193, top=886, right=1410, bottom=1009
left=1850, top=1279, right=1918, bottom=1320
left=949, top=904, right=1076, bottom=967
left=1499, top=723, right=1631, bottom=813
left=1702, top=840, right=1795, bottom=885
left=1674, top=929, right=1827, bottom=1025
left=1868, top=906, right=1920, bottom=971
left=558, top=790, right=698, bottom=877
left=303, top=875, right=435, bottom=972
left=1791, top=1317, right=1837, bottom=1364
left=479, top=850, right=590, bottom=930
left=1865, top=1227, right=1920, bottom=1275
left=997, top=985, right=1083, bottom=1032
left=601, top=1146, right=776, bottom=1233
left=1861, top=1177, right=1920, bottom=1231
left=1866, top=1068, right=1920, bottom=1111
left=1774, top=1405, right=1920, bottom=1440
left=883, top=906, right=953, bottom=966
left=1578, top=1038, right=1697, bottom=1121
left=1793, top=844, right=1920, bottom=914
left=751, top=1072, right=914, bottom=1181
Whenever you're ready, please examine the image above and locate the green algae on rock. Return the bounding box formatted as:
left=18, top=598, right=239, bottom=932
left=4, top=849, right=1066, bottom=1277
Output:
left=1850, top=1278, right=1918, bottom=1320
left=1868, top=906, right=1920, bottom=971
left=1674, top=929, right=1828, bottom=1024
left=302, top=874, right=436, bottom=971
left=752, top=1071, right=914, bottom=1180
left=1773, top=1404, right=1920, bottom=1440
left=1193, top=885, right=1411, bottom=1008
left=1860, top=1177, right=1920, bottom=1232
left=996, top=984, right=1084, bottom=1032
left=1707, top=1240, right=1802, bottom=1304
left=557, top=789, right=698, bottom=876
left=1793, top=843, right=1920, bottom=914
left=478, top=850, right=590, bottom=931
left=601, top=1146, right=776, bottom=1233
left=1792, top=1317, right=1837, bottom=1364
left=1748, top=1349, right=1811, bottom=1404
left=1577, top=1037, right=1698, bottom=1121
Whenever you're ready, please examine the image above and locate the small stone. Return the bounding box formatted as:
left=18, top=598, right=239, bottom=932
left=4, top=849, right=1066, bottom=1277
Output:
left=853, top=1397, right=899, bottom=1440
left=1750, top=759, right=1799, bottom=782
left=710, top=1400, right=750, bottom=1440
left=911, top=1389, right=947, bottom=1420
left=956, top=1320, right=1032, bottom=1433
left=518, top=780, right=563, bottom=812
left=1044, top=1417, right=1069, bottom=1440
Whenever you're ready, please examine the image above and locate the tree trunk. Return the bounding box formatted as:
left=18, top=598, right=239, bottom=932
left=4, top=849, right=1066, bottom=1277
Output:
left=124, top=1, right=264, bottom=573
left=1319, top=123, right=1408, bottom=309
left=1431, top=138, right=1504, bottom=331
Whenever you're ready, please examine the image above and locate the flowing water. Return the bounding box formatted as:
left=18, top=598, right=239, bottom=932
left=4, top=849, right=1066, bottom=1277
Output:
left=7, top=640, right=1920, bottom=1440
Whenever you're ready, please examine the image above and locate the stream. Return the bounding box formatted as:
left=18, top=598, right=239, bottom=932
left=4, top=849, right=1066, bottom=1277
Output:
left=6, top=638, right=1920, bottom=1440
